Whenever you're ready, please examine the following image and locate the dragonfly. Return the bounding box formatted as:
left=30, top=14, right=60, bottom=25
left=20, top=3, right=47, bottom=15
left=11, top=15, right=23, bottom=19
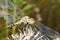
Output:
left=0, top=0, right=60, bottom=40
left=5, top=16, right=59, bottom=40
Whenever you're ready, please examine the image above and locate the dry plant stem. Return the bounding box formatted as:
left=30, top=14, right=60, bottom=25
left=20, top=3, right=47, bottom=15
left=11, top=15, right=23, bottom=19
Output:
left=11, top=25, right=49, bottom=40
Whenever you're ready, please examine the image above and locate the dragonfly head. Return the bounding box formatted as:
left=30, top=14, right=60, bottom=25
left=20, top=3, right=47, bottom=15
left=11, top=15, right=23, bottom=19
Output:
left=17, top=16, right=35, bottom=25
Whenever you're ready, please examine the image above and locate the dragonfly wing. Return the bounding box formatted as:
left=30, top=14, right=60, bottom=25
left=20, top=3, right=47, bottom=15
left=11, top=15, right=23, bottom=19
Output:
left=35, top=21, right=60, bottom=39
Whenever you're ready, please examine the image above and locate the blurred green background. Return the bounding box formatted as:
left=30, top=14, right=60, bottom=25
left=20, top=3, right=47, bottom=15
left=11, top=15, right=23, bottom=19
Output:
left=0, top=0, right=60, bottom=40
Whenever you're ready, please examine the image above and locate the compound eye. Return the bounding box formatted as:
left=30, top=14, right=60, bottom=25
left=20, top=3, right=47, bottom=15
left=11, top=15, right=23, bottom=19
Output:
left=27, top=22, right=28, bottom=24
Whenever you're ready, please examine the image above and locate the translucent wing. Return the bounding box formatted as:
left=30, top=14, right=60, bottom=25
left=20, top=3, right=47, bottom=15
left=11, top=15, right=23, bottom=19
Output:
left=35, top=21, right=60, bottom=40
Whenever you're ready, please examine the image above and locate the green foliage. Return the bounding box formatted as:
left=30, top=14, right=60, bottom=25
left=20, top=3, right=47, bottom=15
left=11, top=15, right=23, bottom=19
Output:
left=22, top=4, right=35, bottom=15
left=11, top=0, right=24, bottom=6
left=11, top=0, right=34, bottom=16
left=23, top=4, right=34, bottom=11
